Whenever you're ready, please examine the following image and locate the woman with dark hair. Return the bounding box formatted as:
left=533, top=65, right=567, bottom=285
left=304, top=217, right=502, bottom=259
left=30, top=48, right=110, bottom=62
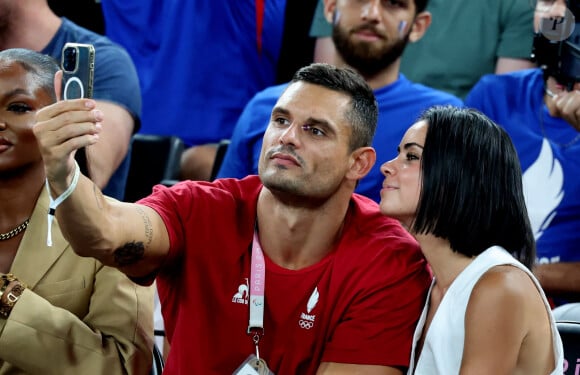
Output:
left=380, top=106, right=563, bottom=374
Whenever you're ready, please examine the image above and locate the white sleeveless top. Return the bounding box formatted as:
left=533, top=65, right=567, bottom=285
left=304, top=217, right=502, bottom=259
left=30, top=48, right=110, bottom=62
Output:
left=408, top=246, right=564, bottom=374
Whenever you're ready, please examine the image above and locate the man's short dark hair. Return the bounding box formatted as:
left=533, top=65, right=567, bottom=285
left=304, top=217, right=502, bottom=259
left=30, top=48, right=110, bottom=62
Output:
left=291, top=63, right=378, bottom=151
left=412, top=106, right=535, bottom=269
left=0, top=48, right=59, bottom=102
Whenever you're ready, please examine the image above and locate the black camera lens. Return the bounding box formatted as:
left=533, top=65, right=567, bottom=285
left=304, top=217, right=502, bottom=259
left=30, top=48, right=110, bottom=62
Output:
left=62, top=47, right=77, bottom=72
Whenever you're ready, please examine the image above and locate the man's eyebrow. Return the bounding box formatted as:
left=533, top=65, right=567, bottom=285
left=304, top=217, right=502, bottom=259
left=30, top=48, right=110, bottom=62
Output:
left=271, top=106, right=290, bottom=116
left=271, top=107, right=335, bottom=130
left=303, top=116, right=338, bottom=136
left=305, top=117, right=331, bottom=128
left=403, top=142, right=424, bottom=149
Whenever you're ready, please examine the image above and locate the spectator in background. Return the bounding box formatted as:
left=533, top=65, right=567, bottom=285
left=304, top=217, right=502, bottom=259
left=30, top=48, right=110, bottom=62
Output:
left=0, top=0, right=141, bottom=200
left=101, top=0, right=319, bottom=181
left=0, top=47, right=153, bottom=375
left=379, top=106, right=563, bottom=374
left=465, top=0, right=580, bottom=306
left=311, top=0, right=536, bottom=98
left=34, top=63, right=431, bottom=374
left=217, top=0, right=463, bottom=203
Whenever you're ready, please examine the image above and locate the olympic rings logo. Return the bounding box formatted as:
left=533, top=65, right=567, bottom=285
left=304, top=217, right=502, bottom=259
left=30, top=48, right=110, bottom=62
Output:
left=299, top=320, right=314, bottom=329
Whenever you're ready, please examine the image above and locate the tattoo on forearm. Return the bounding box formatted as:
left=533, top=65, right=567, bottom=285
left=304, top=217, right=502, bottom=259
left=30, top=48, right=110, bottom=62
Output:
left=136, top=206, right=153, bottom=246
left=114, top=241, right=145, bottom=266
left=113, top=206, right=153, bottom=267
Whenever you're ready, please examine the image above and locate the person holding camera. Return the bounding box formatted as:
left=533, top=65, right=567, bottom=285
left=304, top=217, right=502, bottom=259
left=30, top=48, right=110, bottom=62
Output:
left=0, top=48, right=153, bottom=375
left=0, top=0, right=141, bottom=201
left=33, top=62, right=431, bottom=374
left=465, top=0, right=580, bottom=307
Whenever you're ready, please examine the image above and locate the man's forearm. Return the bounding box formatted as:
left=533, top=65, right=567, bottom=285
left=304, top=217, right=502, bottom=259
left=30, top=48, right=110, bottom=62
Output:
left=53, top=173, right=118, bottom=261
left=534, top=262, right=580, bottom=294
left=494, top=57, right=535, bottom=74
left=34, top=97, right=164, bottom=278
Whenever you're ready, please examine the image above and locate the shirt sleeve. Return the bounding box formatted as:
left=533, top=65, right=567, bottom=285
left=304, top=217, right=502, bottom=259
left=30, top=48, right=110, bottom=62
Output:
left=92, top=43, right=143, bottom=131
left=497, top=0, right=535, bottom=59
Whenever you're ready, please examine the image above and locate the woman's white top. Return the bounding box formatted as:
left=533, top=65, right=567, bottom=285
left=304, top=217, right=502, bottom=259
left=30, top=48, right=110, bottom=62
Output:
left=408, top=246, right=564, bottom=374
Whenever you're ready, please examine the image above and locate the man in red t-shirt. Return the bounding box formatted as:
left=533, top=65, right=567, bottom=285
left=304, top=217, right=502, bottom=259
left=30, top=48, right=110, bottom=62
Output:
left=35, top=63, right=431, bottom=374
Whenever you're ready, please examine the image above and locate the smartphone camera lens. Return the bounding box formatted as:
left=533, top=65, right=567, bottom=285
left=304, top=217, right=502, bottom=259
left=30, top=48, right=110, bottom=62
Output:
left=62, top=47, right=77, bottom=72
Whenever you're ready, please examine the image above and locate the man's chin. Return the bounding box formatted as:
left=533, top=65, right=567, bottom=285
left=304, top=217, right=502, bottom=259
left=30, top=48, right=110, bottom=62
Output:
left=261, top=172, right=290, bottom=188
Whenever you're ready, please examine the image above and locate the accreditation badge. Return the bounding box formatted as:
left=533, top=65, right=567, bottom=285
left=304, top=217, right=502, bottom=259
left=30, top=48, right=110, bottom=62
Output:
left=233, top=354, right=275, bottom=375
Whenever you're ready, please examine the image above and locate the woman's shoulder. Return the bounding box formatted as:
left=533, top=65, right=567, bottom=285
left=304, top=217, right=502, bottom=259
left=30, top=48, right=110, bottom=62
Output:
left=470, top=265, right=541, bottom=312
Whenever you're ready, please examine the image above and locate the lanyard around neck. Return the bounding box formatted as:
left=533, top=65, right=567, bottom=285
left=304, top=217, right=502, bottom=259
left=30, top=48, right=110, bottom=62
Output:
left=248, top=230, right=266, bottom=356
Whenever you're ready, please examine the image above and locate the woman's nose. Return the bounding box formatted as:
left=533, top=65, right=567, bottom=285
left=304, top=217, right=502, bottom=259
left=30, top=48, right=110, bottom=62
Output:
left=380, top=158, right=396, bottom=177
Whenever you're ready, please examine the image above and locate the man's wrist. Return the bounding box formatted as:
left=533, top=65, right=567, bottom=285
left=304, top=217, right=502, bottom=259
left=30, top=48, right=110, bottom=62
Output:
left=0, top=274, right=26, bottom=319
left=46, top=161, right=81, bottom=247
left=47, top=161, right=81, bottom=198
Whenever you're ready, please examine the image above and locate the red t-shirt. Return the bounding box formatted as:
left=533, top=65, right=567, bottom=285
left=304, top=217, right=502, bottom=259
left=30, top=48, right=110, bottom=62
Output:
left=139, top=176, right=431, bottom=374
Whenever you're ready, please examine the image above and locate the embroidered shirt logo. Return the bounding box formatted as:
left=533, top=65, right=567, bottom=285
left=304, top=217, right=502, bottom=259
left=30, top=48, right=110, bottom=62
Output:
left=232, top=279, right=249, bottom=305
left=298, top=287, right=319, bottom=330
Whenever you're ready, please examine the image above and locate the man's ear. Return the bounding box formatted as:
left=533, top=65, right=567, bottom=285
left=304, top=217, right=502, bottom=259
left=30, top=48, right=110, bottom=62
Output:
left=346, top=146, right=376, bottom=181
left=323, top=0, right=337, bottom=24
left=409, top=11, right=432, bottom=43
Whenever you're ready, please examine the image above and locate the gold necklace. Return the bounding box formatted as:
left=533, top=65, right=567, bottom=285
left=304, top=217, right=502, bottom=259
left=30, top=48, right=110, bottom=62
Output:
left=0, top=219, right=30, bottom=241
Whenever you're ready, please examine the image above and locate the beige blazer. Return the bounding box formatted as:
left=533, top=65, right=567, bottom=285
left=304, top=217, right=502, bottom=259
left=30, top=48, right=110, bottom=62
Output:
left=0, top=188, right=154, bottom=375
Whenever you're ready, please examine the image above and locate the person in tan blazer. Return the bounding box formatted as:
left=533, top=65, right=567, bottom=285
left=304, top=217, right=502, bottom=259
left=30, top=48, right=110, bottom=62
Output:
left=0, top=48, right=154, bottom=374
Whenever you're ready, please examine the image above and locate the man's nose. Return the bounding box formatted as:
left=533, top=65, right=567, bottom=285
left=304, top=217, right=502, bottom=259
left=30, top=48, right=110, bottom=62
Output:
left=279, top=123, right=300, bottom=146
left=361, top=0, right=381, bottom=21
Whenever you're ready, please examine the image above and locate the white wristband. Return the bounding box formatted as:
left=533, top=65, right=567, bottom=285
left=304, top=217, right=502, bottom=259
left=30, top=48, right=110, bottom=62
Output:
left=45, top=161, right=80, bottom=247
